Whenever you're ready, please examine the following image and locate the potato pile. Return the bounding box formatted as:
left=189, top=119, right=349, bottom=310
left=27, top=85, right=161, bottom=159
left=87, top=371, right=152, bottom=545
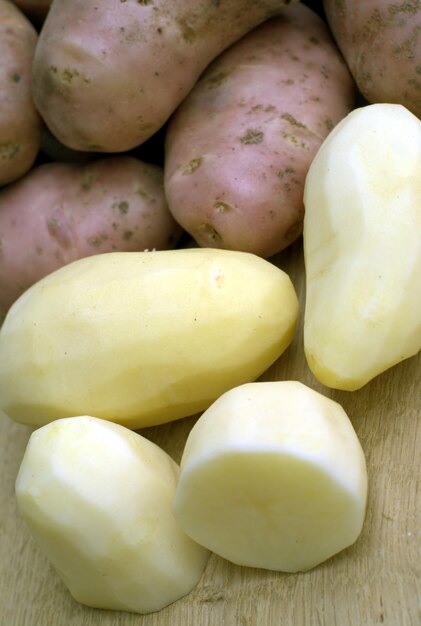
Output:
left=0, top=0, right=419, bottom=315
left=0, top=0, right=420, bottom=617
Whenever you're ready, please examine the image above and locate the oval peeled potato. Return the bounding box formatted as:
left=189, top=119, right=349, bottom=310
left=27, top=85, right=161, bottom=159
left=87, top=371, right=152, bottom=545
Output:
left=164, top=4, right=355, bottom=258
left=0, top=0, right=42, bottom=186
left=303, top=103, right=421, bottom=391
left=0, top=248, right=299, bottom=428
left=174, top=380, right=368, bottom=572
left=31, top=0, right=298, bottom=153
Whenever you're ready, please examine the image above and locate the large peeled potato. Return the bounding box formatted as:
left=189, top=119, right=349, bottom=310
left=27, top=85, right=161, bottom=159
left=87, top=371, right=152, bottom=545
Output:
left=15, top=415, right=210, bottom=614
left=0, top=0, right=42, bottom=186
left=164, top=4, right=355, bottom=258
left=323, top=0, right=421, bottom=118
left=303, top=103, right=421, bottom=391
left=174, top=381, right=368, bottom=572
left=0, top=248, right=298, bottom=428
left=32, top=0, right=297, bottom=153
left=0, top=156, right=182, bottom=318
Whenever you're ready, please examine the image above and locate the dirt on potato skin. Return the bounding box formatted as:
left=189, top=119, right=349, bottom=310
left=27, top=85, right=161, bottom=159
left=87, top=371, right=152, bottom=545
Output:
left=324, top=0, right=421, bottom=118
left=164, top=3, right=355, bottom=258
left=31, top=0, right=299, bottom=153
left=0, top=156, right=182, bottom=315
left=0, top=0, right=43, bottom=186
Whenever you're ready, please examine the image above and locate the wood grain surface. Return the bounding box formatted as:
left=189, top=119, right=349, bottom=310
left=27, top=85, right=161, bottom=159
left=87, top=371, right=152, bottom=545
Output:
left=1, top=239, right=420, bottom=626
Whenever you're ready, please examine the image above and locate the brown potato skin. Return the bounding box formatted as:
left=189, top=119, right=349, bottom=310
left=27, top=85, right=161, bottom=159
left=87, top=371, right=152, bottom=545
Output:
left=164, top=4, right=355, bottom=259
left=0, top=157, right=182, bottom=317
left=323, top=0, right=421, bottom=118
left=31, top=0, right=298, bottom=153
left=0, top=1, right=42, bottom=186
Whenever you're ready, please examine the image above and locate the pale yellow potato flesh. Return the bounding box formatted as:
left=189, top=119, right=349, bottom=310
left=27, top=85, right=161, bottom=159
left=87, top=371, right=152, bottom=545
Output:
left=303, top=103, right=421, bottom=390
left=0, top=248, right=298, bottom=428
left=173, top=381, right=367, bottom=572
left=15, top=416, right=209, bottom=614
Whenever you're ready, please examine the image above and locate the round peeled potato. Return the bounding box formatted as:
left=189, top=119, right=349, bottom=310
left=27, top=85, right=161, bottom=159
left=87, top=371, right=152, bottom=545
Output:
left=164, top=4, right=355, bottom=258
left=174, top=381, right=368, bottom=573
left=0, top=156, right=182, bottom=317
left=0, top=0, right=42, bottom=186
left=31, top=0, right=297, bottom=153
left=324, top=0, right=421, bottom=118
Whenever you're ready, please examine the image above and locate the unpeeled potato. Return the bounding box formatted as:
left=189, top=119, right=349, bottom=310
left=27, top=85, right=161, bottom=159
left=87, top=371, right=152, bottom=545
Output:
left=323, top=0, right=421, bottom=118
left=32, top=0, right=298, bottom=152
left=164, top=4, right=355, bottom=258
left=0, top=0, right=42, bottom=186
left=0, top=156, right=182, bottom=318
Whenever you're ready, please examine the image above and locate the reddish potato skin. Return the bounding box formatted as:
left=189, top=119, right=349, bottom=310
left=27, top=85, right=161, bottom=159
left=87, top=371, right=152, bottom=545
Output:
left=0, top=157, right=182, bottom=317
left=32, top=0, right=298, bottom=153
left=0, top=1, right=42, bottom=187
left=324, top=0, right=421, bottom=118
left=164, top=4, right=355, bottom=258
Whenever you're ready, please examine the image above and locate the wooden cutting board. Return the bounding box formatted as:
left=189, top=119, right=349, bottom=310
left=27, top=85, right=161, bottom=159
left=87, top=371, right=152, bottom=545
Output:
left=1, top=239, right=420, bottom=626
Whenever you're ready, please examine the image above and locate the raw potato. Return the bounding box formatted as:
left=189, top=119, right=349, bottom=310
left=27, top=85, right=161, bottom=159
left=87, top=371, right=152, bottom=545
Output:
left=32, top=0, right=298, bottom=153
left=324, top=0, right=421, bottom=118
left=304, top=103, right=421, bottom=391
left=173, top=381, right=368, bottom=572
left=0, top=156, right=182, bottom=318
left=0, top=0, right=42, bottom=186
left=15, top=415, right=210, bottom=614
left=0, top=248, right=299, bottom=428
left=164, top=4, right=355, bottom=258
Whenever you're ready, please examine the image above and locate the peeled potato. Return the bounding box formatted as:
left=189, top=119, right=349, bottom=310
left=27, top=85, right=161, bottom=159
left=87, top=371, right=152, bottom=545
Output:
left=173, top=381, right=367, bottom=573
left=15, top=415, right=210, bottom=614
left=0, top=248, right=298, bottom=428
left=303, top=103, right=421, bottom=390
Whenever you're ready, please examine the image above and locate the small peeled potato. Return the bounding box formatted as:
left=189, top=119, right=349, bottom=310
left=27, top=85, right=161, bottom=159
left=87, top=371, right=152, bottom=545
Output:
left=15, top=416, right=210, bottom=614
left=174, top=381, right=367, bottom=573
